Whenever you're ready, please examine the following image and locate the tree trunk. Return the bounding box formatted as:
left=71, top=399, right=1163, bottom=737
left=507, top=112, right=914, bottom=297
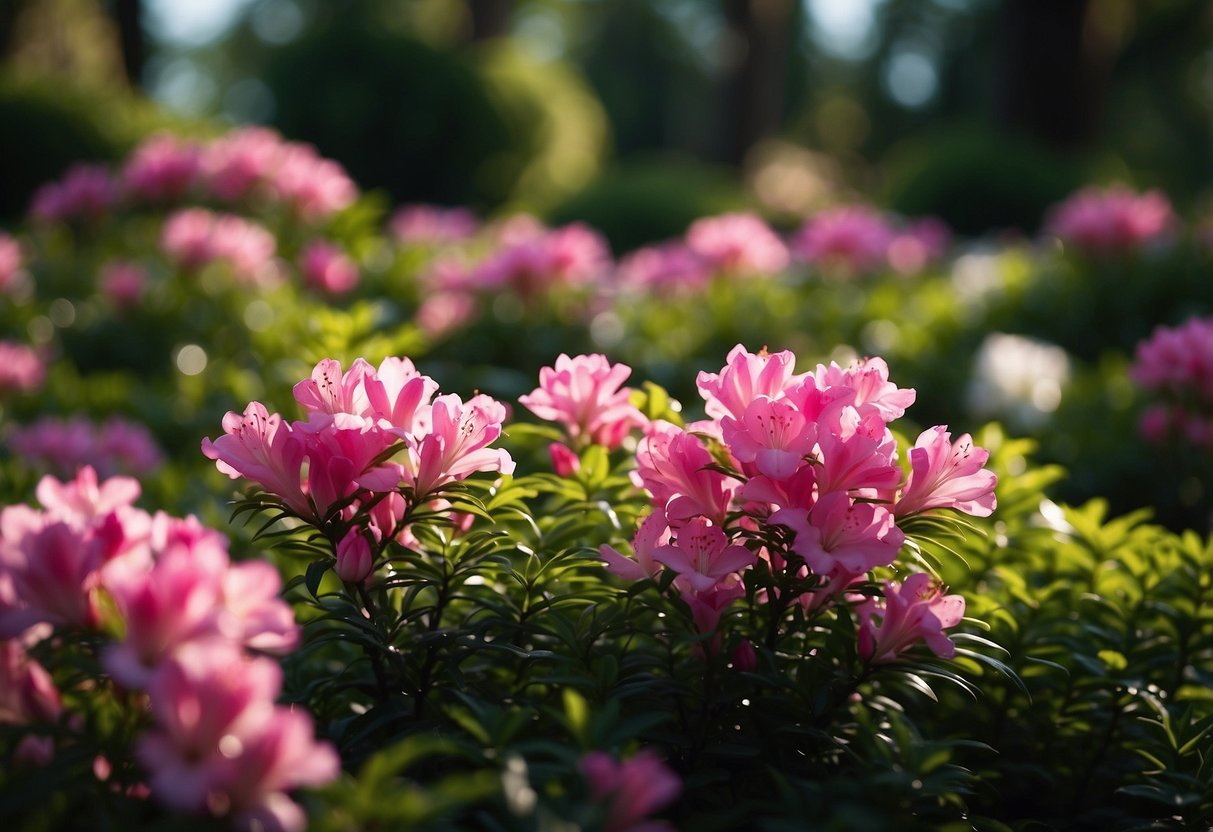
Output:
left=720, top=0, right=796, bottom=166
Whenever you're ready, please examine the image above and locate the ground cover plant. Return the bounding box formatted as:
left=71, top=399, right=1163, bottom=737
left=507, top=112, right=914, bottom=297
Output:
left=0, top=130, right=1212, bottom=831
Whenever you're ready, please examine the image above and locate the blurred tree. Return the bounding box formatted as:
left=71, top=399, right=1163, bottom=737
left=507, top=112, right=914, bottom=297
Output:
left=105, top=0, right=145, bottom=88
left=719, top=0, right=799, bottom=166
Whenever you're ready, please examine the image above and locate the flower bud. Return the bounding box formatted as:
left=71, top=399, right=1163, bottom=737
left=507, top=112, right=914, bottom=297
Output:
left=334, top=528, right=373, bottom=584
left=549, top=442, right=581, bottom=477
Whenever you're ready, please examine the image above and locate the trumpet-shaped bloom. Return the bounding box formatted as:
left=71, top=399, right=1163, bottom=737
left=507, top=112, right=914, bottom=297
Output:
left=409, top=394, right=515, bottom=497
left=580, top=750, right=681, bottom=832
left=634, top=422, right=737, bottom=525
left=855, top=572, right=965, bottom=663
left=202, top=403, right=309, bottom=516
left=696, top=344, right=804, bottom=422
left=519, top=353, right=648, bottom=448
left=773, top=492, right=903, bottom=576
left=813, top=357, right=916, bottom=422
left=600, top=507, right=671, bottom=582
left=652, top=518, right=756, bottom=593
left=722, top=396, right=817, bottom=481
left=894, top=426, right=997, bottom=518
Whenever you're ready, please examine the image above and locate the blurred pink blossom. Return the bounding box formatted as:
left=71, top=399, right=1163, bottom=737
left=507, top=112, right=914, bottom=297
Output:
left=29, top=164, right=119, bottom=224
left=0, top=232, right=24, bottom=294
left=161, top=208, right=276, bottom=283
left=0, top=342, right=45, bottom=395
left=519, top=353, right=648, bottom=449
left=791, top=206, right=895, bottom=275
left=1045, top=184, right=1175, bottom=255
left=299, top=240, right=359, bottom=294
left=855, top=572, right=966, bottom=664
left=8, top=416, right=163, bottom=477
left=121, top=133, right=203, bottom=203
left=99, top=260, right=148, bottom=307
left=580, top=750, right=681, bottom=832
left=684, top=212, right=789, bottom=275
left=390, top=204, right=479, bottom=245
left=615, top=242, right=710, bottom=295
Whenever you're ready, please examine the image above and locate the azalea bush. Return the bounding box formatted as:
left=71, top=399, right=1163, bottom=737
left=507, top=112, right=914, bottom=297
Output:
left=2, top=128, right=1213, bottom=831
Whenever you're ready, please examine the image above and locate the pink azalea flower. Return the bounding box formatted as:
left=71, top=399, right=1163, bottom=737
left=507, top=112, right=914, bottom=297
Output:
left=0, top=233, right=24, bottom=294
left=121, top=133, right=203, bottom=203
left=894, top=426, right=997, bottom=518
left=811, top=407, right=902, bottom=498
left=35, top=466, right=141, bottom=527
left=615, top=241, right=710, bottom=295
left=270, top=143, right=358, bottom=221
left=0, top=342, right=45, bottom=395
left=293, top=358, right=377, bottom=426
left=0, top=638, right=62, bottom=726
left=99, top=260, right=148, bottom=307
left=363, top=356, right=439, bottom=434
left=1131, top=316, right=1213, bottom=403
left=580, top=750, right=681, bottom=832
left=685, top=212, right=789, bottom=275
left=721, top=396, right=817, bottom=481
left=29, top=163, right=118, bottom=224
left=1045, top=184, right=1175, bottom=255
left=855, top=572, right=965, bottom=663
left=201, top=402, right=309, bottom=516
left=7, top=417, right=162, bottom=478
left=0, top=518, right=102, bottom=636
left=652, top=517, right=756, bottom=594
left=161, top=208, right=277, bottom=282
left=791, top=205, right=894, bottom=275
left=812, top=356, right=916, bottom=422
left=217, top=560, right=300, bottom=654
left=633, top=422, right=738, bottom=526
left=887, top=217, right=951, bottom=275
left=548, top=441, right=581, bottom=477
left=390, top=204, right=479, bottom=245
left=416, top=290, right=477, bottom=339
left=409, top=393, right=515, bottom=497
left=696, top=344, right=806, bottom=422
left=202, top=127, right=285, bottom=203
left=773, top=492, right=904, bottom=576
left=519, top=353, right=648, bottom=449
left=600, top=507, right=671, bottom=582
left=299, top=241, right=359, bottom=294
left=468, top=222, right=611, bottom=297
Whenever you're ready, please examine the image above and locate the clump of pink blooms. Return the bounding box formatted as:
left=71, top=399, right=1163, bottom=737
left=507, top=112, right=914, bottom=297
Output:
left=121, top=133, right=204, bottom=204
left=580, top=750, right=681, bottom=832
left=29, top=163, right=120, bottom=224
left=99, top=259, right=148, bottom=307
left=0, top=341, right=46, bottom=395
left=614, top=242, right=711, bottom=295
left=0, top=467, right=336, bottom=830
left=202, top=356, right=515, bottom=541
left=161, top=208, right=277, bottom=284
left=792, top=207, right=951, bottom=277
left=1131, top=316, right=1213, bottom=449
left=684, top=212, right=790, bottom=276
left=0, top=231, right=25, bottom=294
left=520, top=353, right=649, bottom=475
left=598, top=343, right=995, bottom=662
left=299, top=240, right=359, bottom=295
left=466, top=220, right=612, bottom=299
left=7, top=415, right=163, bottom=477
left=390, top=204, right=480, bottom=246
left=1044, top=184, right=1175, bottom=256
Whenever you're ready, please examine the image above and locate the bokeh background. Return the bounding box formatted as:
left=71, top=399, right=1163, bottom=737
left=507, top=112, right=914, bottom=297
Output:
left=2, top=0, right=1211, bottom=246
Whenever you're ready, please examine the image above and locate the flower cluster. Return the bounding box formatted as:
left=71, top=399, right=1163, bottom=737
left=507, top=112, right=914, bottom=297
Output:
left=0, top=467, right=336, bottom=830
left=161, top=208, right=278, bottom=283
left=791, top=206, right=951, bottom=277
left=0, top=341, right=45, bottom=395
left=7, top=415, right=163, bottom=477
left=601, top=344, right=995, bottom=662
left=202, top=356, right=515, bottom=537
left=1044, top=184, right=1175, bottom=256
left=1131, top=316, right=1213, bottom=448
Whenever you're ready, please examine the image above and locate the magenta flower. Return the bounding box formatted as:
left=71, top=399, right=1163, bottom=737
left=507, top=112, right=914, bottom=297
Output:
left=409, top=393, right=515, bottom=497
left=810, top=407, right=902, bottom=498
left=8, top=416, right=162, bottom=478
left=1131, top=316, right=1213, bottom=403
left=390, top=204, right=479, bottom=245
left=855, top=572, right=966, bottom=664
left=773, top=492, right=904, bottom=576
left=34, top=465, right=141, bottom=527
left=29, top=163, right=118, bottom=224
left=791, top=205, right=894, bottom=276
left=416, top=290, right=477, bottom=339
left=721, top=396, right=817, bottom=481
left=0, top=638, right=62, bottom=726
left=887, top=217, right=951, bottom=275
left=519, top=353, right=648, bottom=449
left=812, top=356, right=916, bottom=422
left=202, top=126, right=284, bottom=203
left=0, top=342, right=45, bottom=395
left=685, top=212, right=789, bottom=275
left=696, top=343, right=805, bottom=422
left=600, top=507, right=671, bottom=582
left=615, top=242, right=710, bottom=295
left=1044, top=184, right=1175, bottom=255
left=894, top=426, right=997, bottom=518
left=634, top=421, right=738, bottom=526
left=201, top=402, right=309, bottom=516
left=161, top=208, right=277, bottom=282
left=580, top=750, right=681, bottom=832
left=0, top=233, right=24, bottom=294
left=0, top=516, right=103, bottom=636
left=99, top=259, right=148, bottom=307
left=469, top=221, right=611, bottom=297
left=270, top=143, right=358, bottom=221
left=652, top=517, right=756, bottom=594
left=299, top=241, right=359, bottom=294
left=121, top=133, right=202, bottom=203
